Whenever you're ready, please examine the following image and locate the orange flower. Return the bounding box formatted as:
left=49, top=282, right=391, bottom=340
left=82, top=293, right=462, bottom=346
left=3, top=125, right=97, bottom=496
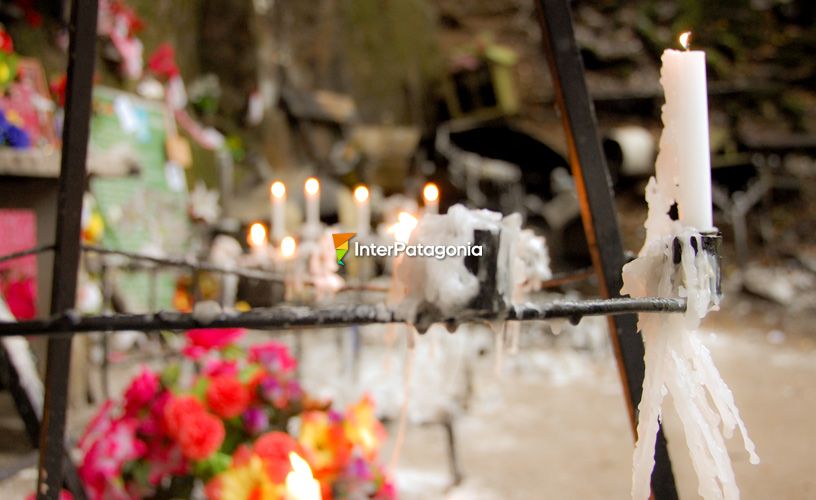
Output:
left=253, top=432, right=299, bottom=483
left=177, top=410, right=225, bottom=460
left=164, top=396, right=225, bottom=460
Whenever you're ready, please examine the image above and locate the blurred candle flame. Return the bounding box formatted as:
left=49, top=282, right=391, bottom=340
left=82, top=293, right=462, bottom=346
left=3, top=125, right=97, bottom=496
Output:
left=285, top=452, right=321, bottom=500
left=281, top=236, right=297, bottom=259
left=304, top=177, right=320, bottom=196
left=422, top=182, right=439, bottom=203
left=353, top=185, right=369, bottom=203
left=247, top=222, right=267, bottom=248
left=679, top=31, right=692, bottom=51
left=271, top=181, right=286, bottom=199
left=387, top=212, right=418, bottom=243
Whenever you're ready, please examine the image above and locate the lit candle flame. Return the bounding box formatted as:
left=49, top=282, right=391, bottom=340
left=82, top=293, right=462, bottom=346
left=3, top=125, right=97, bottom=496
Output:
left=679, top=31, right=692, bottom=51
left=280, top=236, right=297, bottom=259
left=353, top=185, right=369, bottom=203
left=271, top=181, right=286, bottom=199
left=387, top=212, right=418, bottom=244
left=422, top=182, right=439, bottom=204
left=285, top=452, right=321, bottom=500
left=304, top=177, right=320, bottom=196
left=247, top=222, right=267, bottom=248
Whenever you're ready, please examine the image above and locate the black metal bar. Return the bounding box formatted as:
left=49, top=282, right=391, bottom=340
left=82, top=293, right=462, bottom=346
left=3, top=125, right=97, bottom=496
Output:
left=37, top=0, right=98, bottom=498
left=0, top=298, right=686, bottom=337
left=0, top=244, right=55, bottom=265
left=534, top=1, right=678, bottom=498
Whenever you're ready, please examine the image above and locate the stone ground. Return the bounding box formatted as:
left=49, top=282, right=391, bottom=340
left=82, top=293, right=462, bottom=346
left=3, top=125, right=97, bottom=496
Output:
left=1, top=294, right=815, bottom=499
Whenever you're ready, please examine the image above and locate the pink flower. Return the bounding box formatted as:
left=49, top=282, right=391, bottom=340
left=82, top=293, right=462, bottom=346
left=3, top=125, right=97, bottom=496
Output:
left=123, top=367, right=159, bottom=415
left=182, top=328, right=245, bottom=359
left=79, top=418, right=147, bottom=499
left=26, top=491, right=73, bottom=500
left=145, top=441, right=187, bottom=485
left=202, top=359, right=239, bottom=378
left=79, top=400, right=115, bottom=452
left=137, top=390, right=170, bottom=437
left=248, top=341, right=297, bottom=373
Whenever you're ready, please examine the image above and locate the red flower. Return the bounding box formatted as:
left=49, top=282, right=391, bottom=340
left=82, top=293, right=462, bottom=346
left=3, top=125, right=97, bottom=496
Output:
left=148, top=43, right=180, bottom=80
left=206, top=376, right=250, bottom=418
left=253, top=431, right=299, bottom=482
left=176, top=410, right=224, bottom=460
left=246, top=369, right=266, bottom=403
left=164, top=395, right=206, bottom=439
left=0, top=29, right=13, bottom=53
left=50, top=74, right=67, bottom=107
left=4, top=277, right=36, bottom=320
left=123, top=367, right=159, bottom=415
left=183, top=327, right=245, bottom=359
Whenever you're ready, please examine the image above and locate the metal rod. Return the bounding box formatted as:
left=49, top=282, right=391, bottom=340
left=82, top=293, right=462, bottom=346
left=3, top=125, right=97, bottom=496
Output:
left=0, top=298, right=686, bottom=337
left=82, top=245, right=284, bottom=282
left=37, top=0, right=98, bottom=498
left=534, top=0, right=677, bottom=497
left=0, top=244, right=54, bottom=265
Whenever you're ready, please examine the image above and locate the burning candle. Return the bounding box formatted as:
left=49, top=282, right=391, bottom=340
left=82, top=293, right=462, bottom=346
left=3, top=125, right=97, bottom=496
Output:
left=247, top=222, right=268, bottom=259
left=270, top=181, right=286, bottom=243
left=387, top=212, right=418, bottom=244
left=304, top=177, right=320, bottom=229
left=285, top=452, right=321, bottom=500
left=657, top=32, right=714, bottom=231
left=280, top=235, right=297, bottom=260
left=353, top=185, right=370, bottom=236
left=422, top=182, right=439, bottom=215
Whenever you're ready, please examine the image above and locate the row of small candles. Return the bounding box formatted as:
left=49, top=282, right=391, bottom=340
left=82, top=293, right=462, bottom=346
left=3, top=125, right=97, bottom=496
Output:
left=247, top=177, right=440, bottom=251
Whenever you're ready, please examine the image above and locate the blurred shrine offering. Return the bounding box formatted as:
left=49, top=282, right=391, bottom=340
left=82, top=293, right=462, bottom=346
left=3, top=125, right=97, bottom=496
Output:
left=0, top=209, right=37, bottom=320
left=0, top=58, right=59, bottom=149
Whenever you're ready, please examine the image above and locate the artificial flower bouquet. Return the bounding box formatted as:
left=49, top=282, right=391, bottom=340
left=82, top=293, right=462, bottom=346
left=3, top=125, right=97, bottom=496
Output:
left=78, top=328, right=396, bottom=500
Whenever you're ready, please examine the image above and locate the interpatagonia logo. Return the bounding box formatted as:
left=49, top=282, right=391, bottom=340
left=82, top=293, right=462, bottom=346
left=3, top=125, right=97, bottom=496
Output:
left=332, top=232, right=356, bottom=266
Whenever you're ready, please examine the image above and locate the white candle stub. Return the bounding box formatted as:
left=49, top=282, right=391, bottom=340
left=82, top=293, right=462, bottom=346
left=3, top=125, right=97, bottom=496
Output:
left=270, top=181, right=286, bottom=242
left=304, top=177, right=320, bottom=229
left=354, top=185, right=370, bottom=236
left=656, top=32, right=714, bottom=231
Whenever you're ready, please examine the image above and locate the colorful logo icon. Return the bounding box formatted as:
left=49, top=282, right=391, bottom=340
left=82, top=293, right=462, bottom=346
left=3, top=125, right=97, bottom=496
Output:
left=332, top=232, right=356, bottom=266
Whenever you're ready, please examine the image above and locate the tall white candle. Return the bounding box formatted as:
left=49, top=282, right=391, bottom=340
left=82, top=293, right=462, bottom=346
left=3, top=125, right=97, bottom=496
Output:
left=657, top=32, right=714, bottom=231
left=353, top=185, right=370, bottom=236
left=422, top=182, right=439, bottom=215
left=270, top=181, right=286, bottom=243
left=304, top=177, right=320, bottom=229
